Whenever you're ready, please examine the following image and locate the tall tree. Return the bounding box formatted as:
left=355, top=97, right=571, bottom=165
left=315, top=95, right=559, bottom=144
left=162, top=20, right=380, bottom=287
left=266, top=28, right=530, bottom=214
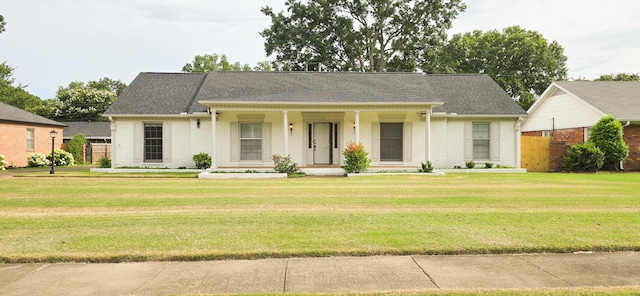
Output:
left=0, top=15, right=6, bottom=34
left=0, top=62, right=42, bottom=111
left=596, top=73, right=640, bottom=81
left=261, top=0, right=466, bottom=72
left=182, top=53, right=251, bottom=72
left=40, top=78, right=125, bottom=121
left=430, top=26, right=568, bottom=110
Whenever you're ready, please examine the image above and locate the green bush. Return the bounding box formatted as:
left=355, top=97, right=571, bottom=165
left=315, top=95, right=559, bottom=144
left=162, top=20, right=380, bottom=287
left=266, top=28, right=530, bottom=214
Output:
left=98, top=156, right=111, bottom=168
left=192, top=152, right=212, bottom=169
left=272, top=154, right=299, bottom=175
left=588, top=115, right=629, bottom=170
left=485, top=162, right=494, bottom=169
left=49, top=149, right=75, bottom=166
left=418, top=161, right=434, bottom=173
left=563, top=142, right=604, bottom=172
left=0, top=154, right=7, bottom=170
left=465, top=160, right=475, bottom=169
left=28, top=152, right=50, bottom=167
left=67, top=134, right=86, bottom=164
left=341, top=141, right=371, bottom=173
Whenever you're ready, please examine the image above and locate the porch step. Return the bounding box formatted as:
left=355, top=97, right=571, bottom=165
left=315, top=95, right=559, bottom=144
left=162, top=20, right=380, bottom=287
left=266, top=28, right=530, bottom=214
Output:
left=300, top=167, right=346, bottom=176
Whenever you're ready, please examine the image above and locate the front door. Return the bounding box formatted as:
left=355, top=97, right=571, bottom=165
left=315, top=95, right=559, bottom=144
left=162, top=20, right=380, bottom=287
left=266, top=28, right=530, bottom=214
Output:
left=313, top=123, right=331, bottom=164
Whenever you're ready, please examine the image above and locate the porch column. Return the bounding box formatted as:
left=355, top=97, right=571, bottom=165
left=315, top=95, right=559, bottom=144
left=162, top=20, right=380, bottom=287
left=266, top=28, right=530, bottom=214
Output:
left=355, top=110, right=360, bottom=143
left=283, top=111, right=289, bottom=156
left=425, top=109, right=431, bottom=162
left=210, top=109, right=217, bottom=169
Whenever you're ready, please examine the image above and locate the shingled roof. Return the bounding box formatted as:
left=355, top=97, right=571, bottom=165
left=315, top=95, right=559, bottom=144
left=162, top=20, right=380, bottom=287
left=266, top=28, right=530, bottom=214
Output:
left=104, top=72, right=526, bottom=116
left=553, top=81, right=640, bottom=121
left=0, top=102, right=66, bottom=127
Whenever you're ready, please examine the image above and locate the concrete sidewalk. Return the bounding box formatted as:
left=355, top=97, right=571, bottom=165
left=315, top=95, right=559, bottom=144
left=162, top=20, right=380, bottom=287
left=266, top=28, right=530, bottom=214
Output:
left=1, top=252, right=638, bottom=295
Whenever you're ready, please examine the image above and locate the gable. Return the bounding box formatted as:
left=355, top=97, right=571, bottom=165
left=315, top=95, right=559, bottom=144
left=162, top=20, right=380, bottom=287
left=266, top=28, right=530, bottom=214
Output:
left=554, top=81, right=640, bottom=121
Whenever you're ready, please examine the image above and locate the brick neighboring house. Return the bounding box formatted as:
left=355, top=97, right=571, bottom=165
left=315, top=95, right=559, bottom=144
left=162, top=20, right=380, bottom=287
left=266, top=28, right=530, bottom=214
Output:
left=522, top=81, right=640, bottom=171
left=0, top=102, right=66, bottom=168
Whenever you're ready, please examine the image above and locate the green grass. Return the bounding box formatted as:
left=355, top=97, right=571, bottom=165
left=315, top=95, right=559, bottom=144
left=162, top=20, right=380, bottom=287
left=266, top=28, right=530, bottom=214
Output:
left=1, top=172, right=639, bottom=263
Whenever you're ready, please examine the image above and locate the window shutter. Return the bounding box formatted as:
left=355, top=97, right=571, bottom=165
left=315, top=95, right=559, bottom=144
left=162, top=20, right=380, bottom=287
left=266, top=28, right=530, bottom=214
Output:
left=463, top=122, right=472, bottom=161
left=262, top=123, right=272, bottom=162
left=133, top=122, right=142, bottom=163
left=491, top=122, right=501, bottom=161
left=371, top=123, right=380, bottom=162
left=230, top=123, right=239, bottom=162
left=163, top=122, right=172, bottom=163
left=404, top=123, right=412, bottom=162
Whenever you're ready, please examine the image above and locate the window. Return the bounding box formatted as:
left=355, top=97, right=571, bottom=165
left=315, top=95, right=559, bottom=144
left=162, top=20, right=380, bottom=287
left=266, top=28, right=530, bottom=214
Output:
left=473, top=123, right=490, bottom=159
left=240, top=123, right=262, bottom=160
left=144, top=123, right=163, bottom=162
left=542, top=130, right=551, bottom=137
left=26, top=128, right=35, bottom=151
left=380, top=123, right=403, bottom=161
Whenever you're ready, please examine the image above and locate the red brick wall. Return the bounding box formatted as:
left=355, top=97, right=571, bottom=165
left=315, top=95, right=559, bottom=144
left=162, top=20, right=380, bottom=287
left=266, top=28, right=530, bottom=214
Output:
left=0, top=122, right=63, bottom=168
left=623, top=125, right=640, bottom=170
left=551, top=128, right=585, bottom=146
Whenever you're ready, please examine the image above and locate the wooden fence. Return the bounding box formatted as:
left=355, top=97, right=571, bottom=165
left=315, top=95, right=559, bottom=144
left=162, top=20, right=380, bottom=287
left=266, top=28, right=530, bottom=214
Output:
left=521, top=136, right=551, bottom=172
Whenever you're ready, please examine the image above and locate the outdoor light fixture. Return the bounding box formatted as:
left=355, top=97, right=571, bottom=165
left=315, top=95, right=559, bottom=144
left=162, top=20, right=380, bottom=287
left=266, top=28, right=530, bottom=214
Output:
left=49, top=129, right=57, bottom=174
left=353, top=122, right=356, bottom=132
left=196, top=118, right=201, bottom=128
left=289, top=123, right=294, bottom=135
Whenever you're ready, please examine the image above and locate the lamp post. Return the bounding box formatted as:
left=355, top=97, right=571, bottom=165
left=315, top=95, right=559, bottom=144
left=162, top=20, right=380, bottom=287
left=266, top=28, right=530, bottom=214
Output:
left=49, top=129, right=57, bottom=174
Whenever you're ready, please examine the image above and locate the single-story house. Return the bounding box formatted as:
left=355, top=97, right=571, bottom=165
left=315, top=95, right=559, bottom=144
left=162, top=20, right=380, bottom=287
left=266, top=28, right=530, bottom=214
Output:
left=62, top=121, right=112, bottom=163
left=0, top=102, right=66, bottom=168
left=522, top=81, right=640, bottom=170
left=103, top=72, right=527, bottom=171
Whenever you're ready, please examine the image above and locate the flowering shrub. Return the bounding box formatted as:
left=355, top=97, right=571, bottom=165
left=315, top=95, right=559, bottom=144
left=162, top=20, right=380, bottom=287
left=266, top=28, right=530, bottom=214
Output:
left=0, top=154, right=7, bottom=170
left=28, top=152, right=50, bottom=167
left=272, top=154, right=298, bottom=175
left=341, top=141, right=371, bottom=173
left=50, top=149, right=75, bottom=166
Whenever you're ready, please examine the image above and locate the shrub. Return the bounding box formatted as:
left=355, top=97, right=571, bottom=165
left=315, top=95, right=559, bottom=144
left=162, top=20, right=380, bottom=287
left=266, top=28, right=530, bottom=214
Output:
left=485, top=162, right=494, bottom=169
left=0, top=154, right=7, bottom=170
left=28, top=152, right=50, bottom=167
left=563, top=142, right=604, bottom=172
left=192, top=152, right=212, bottom=169
left=98, top=156, right=111, bottom=168
left=341, top=141, right=371, bottom=173
left=272, top=154, right=299, bottom=175
left=418, top=161, right=434, bottom=173
left=49, top=149, right=75, bottom=166
left=67, top=134, right=86, bottom=164
left=588, top=115, right=629, bottom=170
left=465, top=160, right=475, bottom=169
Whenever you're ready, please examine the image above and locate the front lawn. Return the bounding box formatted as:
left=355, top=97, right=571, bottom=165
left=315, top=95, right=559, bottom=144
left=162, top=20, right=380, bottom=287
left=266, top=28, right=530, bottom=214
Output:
left=1, top=173, right=639, bottom=262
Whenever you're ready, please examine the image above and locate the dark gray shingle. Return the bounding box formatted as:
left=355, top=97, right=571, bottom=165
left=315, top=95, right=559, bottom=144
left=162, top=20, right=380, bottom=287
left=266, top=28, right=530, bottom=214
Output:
left=0, top=102, right=67, bottom=127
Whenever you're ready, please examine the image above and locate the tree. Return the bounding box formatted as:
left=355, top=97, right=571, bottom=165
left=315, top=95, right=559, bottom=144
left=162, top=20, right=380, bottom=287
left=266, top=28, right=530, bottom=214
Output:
left=596, top=73, right=640, bottom=81
left=588, top=115, right=629, bottom=170
left=261, top=0, right=466, bottom=72
left=42, top=79, right=124, bottom=121
left=430, top=26, right=568, bottom=110
left=182, top=53, right=252, bottom=72
left=0, top=62, right=42, bottom=111
left=0, top=15, right=6, bottom=34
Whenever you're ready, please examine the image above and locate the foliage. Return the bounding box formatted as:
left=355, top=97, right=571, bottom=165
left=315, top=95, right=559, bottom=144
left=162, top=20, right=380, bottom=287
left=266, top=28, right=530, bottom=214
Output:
left=49, top=149, right=75, bottom=166
left=588, top=115, right=629, bottom=170
left=595, top=73, right=640, bottom=81
left=27, top=152, right=50, bottom=167
left=341, top=141, right=371, bottom=173
left=261, top=0, right=466, bottom=72
left=0, top=14, right=5, bottom=34
left=272, top=154, right=299, bottom=175
left=0, top=154, right=7, bottom=170
left=182, top=53, right=252, bottom=72
left=0, top=62, right=42, bottom=111
left=418, top=161, right=434, bottom=173
left=484, top=162, right=494, bottom=169
left=192, top=152, right=212, bottom=169
left=430, top=26, right=568, bottom=110
left=563, top=142, right=604, bottom=172
left=98, top=156, right=111, bottom=168
left=66, top=134, right=86, bottom=164
left=465, top=160, right=475, bottom=169
left=39, top=79, right=124, bottom=121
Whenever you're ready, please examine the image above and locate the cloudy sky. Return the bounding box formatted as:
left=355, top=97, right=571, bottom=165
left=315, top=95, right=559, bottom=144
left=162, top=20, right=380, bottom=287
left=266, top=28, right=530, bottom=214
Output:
left=2, top=0, right=639, bottom=99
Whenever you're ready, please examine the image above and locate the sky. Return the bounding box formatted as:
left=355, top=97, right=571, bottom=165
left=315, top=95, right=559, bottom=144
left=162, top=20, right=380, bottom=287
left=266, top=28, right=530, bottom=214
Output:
left=2, top=0, right=639, bottom=100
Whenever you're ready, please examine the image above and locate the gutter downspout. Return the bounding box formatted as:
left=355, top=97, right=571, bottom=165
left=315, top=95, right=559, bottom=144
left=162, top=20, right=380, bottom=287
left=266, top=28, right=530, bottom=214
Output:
left=515, top=117, right=523, bottom=169
left=620, top=121, right=631, bottom=170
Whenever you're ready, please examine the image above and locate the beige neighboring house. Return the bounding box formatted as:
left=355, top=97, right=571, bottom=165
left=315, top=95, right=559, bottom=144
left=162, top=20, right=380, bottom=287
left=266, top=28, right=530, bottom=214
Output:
left=0, top=102, right=66, bottom=168
left=103, top=72, right=527, bottom=171
left=522, top=81, right=640, bottom=170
